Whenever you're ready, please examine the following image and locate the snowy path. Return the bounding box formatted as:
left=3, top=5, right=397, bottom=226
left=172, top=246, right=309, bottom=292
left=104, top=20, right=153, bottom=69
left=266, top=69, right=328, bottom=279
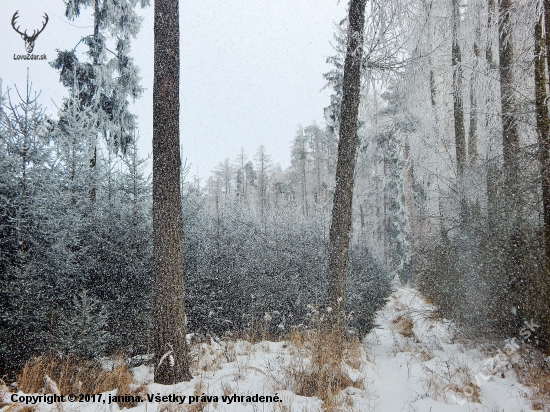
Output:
left=1, top=288, right=540, bottom=412
left=361, top=288, right=535, bottom=412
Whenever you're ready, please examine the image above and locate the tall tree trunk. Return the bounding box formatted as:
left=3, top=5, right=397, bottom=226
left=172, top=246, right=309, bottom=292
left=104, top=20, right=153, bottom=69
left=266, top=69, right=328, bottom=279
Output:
left=486, top=0, right=497, bottom=226
left=487, top=0, right=495, bottom=66
left=498, top=0, right=522, bottom=330
left=301, top=129, right=308, bottom=217
left=452, top=0, right=466, bottom=177
left=153, top=0, right=191, bottom=384
left=89, top=0, right=101, bottom=203
left=326, top=0, right=367, bottom=329
left=469, top=31, right=480, bottom=162
left=536, top=10, right=550, bottom=260
left=499, top=0, right=520, bottom=218
left=545, top=0, right=550, bottom=72
left=535, top=6, right=550, bottom=329
left=542, top=2, right=550, bottom=268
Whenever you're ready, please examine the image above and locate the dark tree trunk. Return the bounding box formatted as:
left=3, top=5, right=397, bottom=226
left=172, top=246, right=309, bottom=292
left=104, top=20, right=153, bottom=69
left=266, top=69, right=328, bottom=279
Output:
left=469, top=34, right=480, bottom=162
left=301, top=132, right=308, bottom=217
left=430, top=70, right=436, bottom=108
left=153, top=0, right=191, bottom=384
left=545, top=0, right=550, bottom=72
left=487, top=0, right=495, bottom=67
left=452, top=0, right=466, bottom=177
left=486, top=0, right=497, bottom=226
left=326, top=0, right=367, bottom=329
left=498, top=0, right=520, bottom=215
left=535, top=7, right=550, bottom=313
left=89, top=0, right=100, bottom=203
left=536, top=12, right=550, bottom=255
left=498, top=0, right=522, bottom=331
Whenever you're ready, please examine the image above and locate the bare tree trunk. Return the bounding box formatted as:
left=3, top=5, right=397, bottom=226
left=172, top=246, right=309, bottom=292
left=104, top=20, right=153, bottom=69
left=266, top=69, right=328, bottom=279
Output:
left=452, top=0, right=466, bottom=178
left=535, top=7, right=550, bottom=319
left=469, top=30, right=480, bottom=162
left=152, top=0, right=191, bottom=384
left=326, top=0, right=367, bottom=329
left=498, top=0, right=522, bottom=330
left=486, top=0, right=497, bottom=226
left=545, top=0, right=550, bottom=73
left=301, top=129, right=308, bottom=217
left=541, top=2, right=550, bottom=271
left=256, top=145, right=268, bottom=221
left=89, top=0, right=101, bottom=203
left=498, top=0, right=520, bottom=218
left=487, top=0, right=495, bottom=66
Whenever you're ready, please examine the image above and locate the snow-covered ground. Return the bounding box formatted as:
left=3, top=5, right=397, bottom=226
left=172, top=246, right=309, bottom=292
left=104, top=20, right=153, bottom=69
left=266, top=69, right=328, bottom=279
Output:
left=363, top=288, right=538, bottom=412
left=2, top=288, right=543, bottom=411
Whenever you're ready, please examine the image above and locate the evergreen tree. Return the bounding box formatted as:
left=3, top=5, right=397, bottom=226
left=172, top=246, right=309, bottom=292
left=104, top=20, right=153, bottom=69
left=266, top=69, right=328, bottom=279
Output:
left=0, top=77, right=57, bottom=373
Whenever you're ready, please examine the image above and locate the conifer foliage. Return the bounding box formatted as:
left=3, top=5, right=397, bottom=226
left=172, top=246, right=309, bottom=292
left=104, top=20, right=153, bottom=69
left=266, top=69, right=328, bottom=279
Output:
left=0, top=74, right=152, bottom=375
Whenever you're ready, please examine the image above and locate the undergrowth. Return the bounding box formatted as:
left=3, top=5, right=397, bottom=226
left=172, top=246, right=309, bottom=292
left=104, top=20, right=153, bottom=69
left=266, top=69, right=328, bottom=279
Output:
left=282, top=329, right=364, bottom=411
left=15, top=354, right=145, bottom=409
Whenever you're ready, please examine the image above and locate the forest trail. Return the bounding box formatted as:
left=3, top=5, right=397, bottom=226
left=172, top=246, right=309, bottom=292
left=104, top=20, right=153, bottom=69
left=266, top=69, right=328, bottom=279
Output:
left=2, top=288, right=540, bottom=412
left=362, top=288, right=536, bottom=411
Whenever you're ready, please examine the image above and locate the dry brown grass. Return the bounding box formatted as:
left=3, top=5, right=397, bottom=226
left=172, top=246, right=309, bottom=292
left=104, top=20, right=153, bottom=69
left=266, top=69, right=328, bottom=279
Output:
left=158, top=380, right=208, bottom=412
left=233, top=319, right=273, bottom=344
left=189, top=380, right=208, bottom=412
left=0, top=382, right=11, bottom=409
left=16, top=354, right=145, bottom=409
left=425, top=309, right=443, bottom=322
left=1, top=405, right=37, bottom=412
left=283, top=329, right=364, bottom=411
left=422, top=359, right=481, bottom=404
left=392, top=314, right=415, bottom=338
left=509, top=347, right=550, bottom=409
left=221, top=382, right=233, bottom=397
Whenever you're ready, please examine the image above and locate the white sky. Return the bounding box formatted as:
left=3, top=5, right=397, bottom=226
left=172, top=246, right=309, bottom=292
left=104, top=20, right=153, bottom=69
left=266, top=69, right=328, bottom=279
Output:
left=0, top=0, right=346, bottom=181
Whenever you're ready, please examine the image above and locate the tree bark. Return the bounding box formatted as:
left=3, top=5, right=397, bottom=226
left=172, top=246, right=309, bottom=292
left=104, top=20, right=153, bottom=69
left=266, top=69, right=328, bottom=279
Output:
left=153, top=0, right=191, bottom=384
left=545, top=0, right=550, bottom=73
left=452, top=0, right=466, bottom=177
left=487, top=0, right=495, bottom=67
left=486, top=0, right=497, bottom=226
left=301, top=129, right=308, bottom=217
left=89, top=0, right=101, bottom=203
left=498, top=0, right=520, bottom=217
left=498, top=0, right=523, bottom=331
left=535, top=8, right=550, bottom=287
left=326, top=0, right=367, bottom=329
left=469, top=33, right=480, bottom=162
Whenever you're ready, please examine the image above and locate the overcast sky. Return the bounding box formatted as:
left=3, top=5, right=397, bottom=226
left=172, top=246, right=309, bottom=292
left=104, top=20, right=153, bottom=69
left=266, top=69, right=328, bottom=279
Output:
left=0, top=0, right=346, bottom=181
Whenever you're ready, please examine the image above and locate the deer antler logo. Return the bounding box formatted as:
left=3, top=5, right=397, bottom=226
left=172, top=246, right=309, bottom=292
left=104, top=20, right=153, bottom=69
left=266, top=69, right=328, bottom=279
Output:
left=11, top=11, right=49, bottom=54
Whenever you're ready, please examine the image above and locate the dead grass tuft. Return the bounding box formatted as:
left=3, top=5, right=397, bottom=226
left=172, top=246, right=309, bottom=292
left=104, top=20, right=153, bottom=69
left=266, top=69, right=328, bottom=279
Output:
left=422, top=358, right=481, bottom=404
left=392, top=314, right=415, bottom=338
left=221, top=382, right=233, bottom=397
left=158, top=381, right=208, bottom=412
left=16, top=354, right=144, bottom=409
left=2, top=405, right=37, bottom=412
left=284, top=330, right=363, bottom=411
left=187, top=380, right=208, bottom=412
left=510, top=347, right=550, bottom=409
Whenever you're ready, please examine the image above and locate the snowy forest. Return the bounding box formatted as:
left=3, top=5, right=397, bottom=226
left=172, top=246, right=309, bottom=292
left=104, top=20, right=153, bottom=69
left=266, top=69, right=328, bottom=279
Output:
left=2, top=0, right=550, bottom=410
